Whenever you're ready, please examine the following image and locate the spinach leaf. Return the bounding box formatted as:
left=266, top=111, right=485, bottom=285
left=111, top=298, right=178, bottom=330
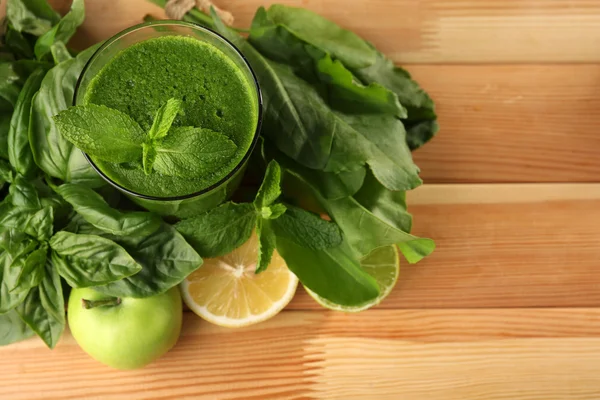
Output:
left=53, top=104, right=145, bottom=163
left=271, top=205, right=342, bottom=250
left=0, top=309, right=34, bottom=346
left=55, top=183, right=161, bottom=237
left=94, top=223, right=203, bottom=298
left=9, top=175, right=42, bottom=209
left=0, top=251, right=29, bottom=313
left=175, top=202, right=256, bottom=258
left=6, top=0, right=60, bottom=36
left=255, top=218, right=276, bottom=274
left=146, top=97, right=182, bottom=141
left=152, top=127, right=237, bottom=178
left=49, top=231, right=142, bottom=288
left=276, top=236, right=379, bottom=306
left=17, top=257, right=65, bottom=349
left=254, top=160, right=282, bottom=209
left=249, top=7, right=405, bottom=117
left=34, top=0, right=84, bottom=60
left=29, top=44, right=105, bottom=187
left=8, top=67, right=46, bottom=177
left=13, top=243, right=46, bottom=292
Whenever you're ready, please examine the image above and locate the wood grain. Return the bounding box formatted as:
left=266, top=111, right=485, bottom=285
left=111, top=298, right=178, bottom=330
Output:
left=3, top=309, right=600, bottom=399
left=3, top=2, right=600, bottom=183
left=289, top=184, right=600, bottom=310
left=10, top=0, right=600, bottom=63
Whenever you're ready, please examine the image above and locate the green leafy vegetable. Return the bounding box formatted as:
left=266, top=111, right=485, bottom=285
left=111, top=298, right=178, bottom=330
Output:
left=152, top=127, right=237, bottom=178
left=9, top=176, right=42, bottom=209
left=0, top=309, right=34, bottom=346
left=13, top=243, right=47, bottom=292
left=29, top=44, right=105, bottom=187
left=53, top=104, right=145, bottom=163
left=271, top=206, right=342, bottom=250
left=175, top=202, right=256, bottom=258
left=146, top=97, right=182, bottom=141
left=0, top=251, right=29, bottom=313
left=17, top=258, right=65, bottom=349
left=0, top=206, right=53, bottom=241
left=254, top=160, right=282, bottom=209
left=55, top=183, right=161, bottom=236
left=34, top=0, right=85, bottom=60
left=8, top=67, right=46, bottom=177
left=255, top=218, right=276, bottom=273
left=6, top=0, right=60, bottom=36
left=49, top=231, right=142, bottom=288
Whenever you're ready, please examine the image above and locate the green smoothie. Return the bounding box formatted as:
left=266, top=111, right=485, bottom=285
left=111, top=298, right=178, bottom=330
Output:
left=83, top=35, right=258, bottom=197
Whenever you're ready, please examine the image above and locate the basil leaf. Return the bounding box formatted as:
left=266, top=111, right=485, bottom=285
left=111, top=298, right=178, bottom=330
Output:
left=49, top=231, right=142, bottom=288
left=29, top=44, right=105, bottom=187
left=4, top=24, right=34, bottom=59
left=256, top=218, right=276, bottom=274
left=6, top=0, right=61, bottom=36
left=175, top=202, right=256, bottom=258
left=147, top=97, right=182, bottom=141
left=8, top=67, right=46, bottom=177
left=0, top=251, right=29, bottom=313
left=271, top=205, right=342, bottom=250
left=53, top=104, right=145, bottom=163
left=9, top=176, right=41, bottom=209
left=153, top=127, right=237, bottom=178
left=55, top=183, right=161, bottom=236
left=254, top=160, right=282, bottom=209
left=0, top=99, right=14, bottom=160
left=34, top=0, right=84, bottom=60
left=17, top=258, right=65, bottom=349
left=0, top=309, right=34, bottom=346
left=0, top=228, right=30, bottom=256
left=94, top=223, right=202, bottom=298
left=0, top=159, right=14, bottom=185
left=276, top=236, right=379, bottom=306
left=0, top=206, right=53, bottom=241
left=13, top=243, right=47, bottom=292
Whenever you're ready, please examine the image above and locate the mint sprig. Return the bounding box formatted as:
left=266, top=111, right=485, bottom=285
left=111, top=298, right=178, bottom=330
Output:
left=54, top=98, right=237, bottom=179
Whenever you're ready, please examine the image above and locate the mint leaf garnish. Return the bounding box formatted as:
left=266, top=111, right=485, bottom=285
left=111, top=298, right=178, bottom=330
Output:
left=153, top=127, right=237, bottom=178
left=256, top=218, right=276, bottom=274
left=147, top=98, right=182, bottom=141
left=53, top=104, right=144, bottom=163
left=254, top=160, right=282, bottom=209
left=142, top=143, right=156, bottom=176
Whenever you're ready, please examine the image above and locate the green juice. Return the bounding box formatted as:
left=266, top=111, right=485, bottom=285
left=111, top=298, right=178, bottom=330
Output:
left=83, top=35, right=258, bottom=198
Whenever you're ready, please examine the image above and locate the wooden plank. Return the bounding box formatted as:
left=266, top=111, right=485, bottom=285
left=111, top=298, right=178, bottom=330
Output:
left=4, top=4, right=600, bottom=182
left=3, top=309, right=600, bottom=399
left=10, top=0, right=600, bottom=63
left=410, top=64, right=600, bottom=183
left=289, top=184, right=600, bottom=310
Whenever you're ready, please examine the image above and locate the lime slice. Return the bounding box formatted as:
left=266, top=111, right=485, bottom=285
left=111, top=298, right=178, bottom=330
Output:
left=305, top=245, right=399, bottom=312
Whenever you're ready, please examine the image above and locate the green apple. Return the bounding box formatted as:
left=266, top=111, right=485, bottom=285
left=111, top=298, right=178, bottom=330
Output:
left=68, top=287, right=182, bottom=370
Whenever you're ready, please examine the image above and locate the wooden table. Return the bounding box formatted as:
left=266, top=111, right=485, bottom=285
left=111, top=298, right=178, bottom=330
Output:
left=3, top=1, right=600, bottom=398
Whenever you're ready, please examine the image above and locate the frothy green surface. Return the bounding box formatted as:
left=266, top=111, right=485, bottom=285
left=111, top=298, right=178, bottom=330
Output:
left=84, top=35, right=258, bottom=197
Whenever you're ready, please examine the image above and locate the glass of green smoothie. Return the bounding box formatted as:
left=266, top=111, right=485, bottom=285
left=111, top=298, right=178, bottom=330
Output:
left=74, top=21, right=262, bottom=218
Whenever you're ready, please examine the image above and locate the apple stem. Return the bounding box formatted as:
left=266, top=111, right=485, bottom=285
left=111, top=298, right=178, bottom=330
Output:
left=82, top=297, right=122, bottom=309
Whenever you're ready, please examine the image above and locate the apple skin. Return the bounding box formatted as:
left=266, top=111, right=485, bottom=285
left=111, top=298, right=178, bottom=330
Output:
left=68, top=287, right=182, bottom=370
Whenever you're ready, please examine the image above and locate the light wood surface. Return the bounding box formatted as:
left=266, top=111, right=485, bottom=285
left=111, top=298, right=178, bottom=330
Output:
left=2, top=1, right=600, bottom=399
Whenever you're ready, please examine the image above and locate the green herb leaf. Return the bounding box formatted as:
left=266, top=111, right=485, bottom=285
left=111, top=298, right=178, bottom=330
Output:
left=175, top=202, right=256, bottom=258
left=0, top=251, right=29, bottom=313
left=55, top=183, right=161, bottom=236
left=49, top=231, right=142, bottom=288
left=0, top=309, right=34, bottom=346
left=8, top=67, right=46, bottom=177
left=17, top=258, right=65, bottom=349
left=261, top=203, right=287, bottom=220
left=53, top=104, right=145, bottom=163
left=9, top=176, right=42, bottom=209
left=153, top=127, right=237, bottom=178
left=0, top=206, right=53, bottom=241
left=4, top=24, right=34, bottom=59
left=50, top=41, right=72, bottom=64
left=0, top=229, right=29, bottom=256
left=29, top=44, right=106, bottom=187
left=6, top=0, right=61, bottom=36
left=93, top=223, right=202, bottom=298
left=34, top=0, right=84, bottom=60
left=276, top=237, right=379, bottom=306
left=255, top=218, right=276, bottom=274
left=142, top=142, right=156, bottom=175
left=147, top=97, right=182, bottom=141
left=254, top=160, right=282, bottom=209
left=13, top=243, right=47, bottom=292
left=271, top=205, right=342, bottom=250
left=0, top=159, right=14, bottom=185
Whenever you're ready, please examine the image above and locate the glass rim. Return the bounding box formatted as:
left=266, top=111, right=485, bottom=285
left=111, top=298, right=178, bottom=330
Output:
left=73, top=20, right=263, bottom=202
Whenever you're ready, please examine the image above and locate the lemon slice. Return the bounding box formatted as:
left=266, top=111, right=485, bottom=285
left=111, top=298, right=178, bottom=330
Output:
left=305, top=245, right=399, bottom=312
left=181, top=233, right=298, bottom=328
